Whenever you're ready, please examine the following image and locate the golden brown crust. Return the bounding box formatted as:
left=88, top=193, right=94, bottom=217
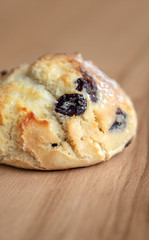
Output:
left=0, top=53, right=137, bottom=170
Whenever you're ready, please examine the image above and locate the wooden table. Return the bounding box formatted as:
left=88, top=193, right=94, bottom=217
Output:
left=0, top=0, right=149, bottom=239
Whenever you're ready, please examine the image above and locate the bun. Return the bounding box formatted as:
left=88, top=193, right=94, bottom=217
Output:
left=0, top=53, right=137, bottom=170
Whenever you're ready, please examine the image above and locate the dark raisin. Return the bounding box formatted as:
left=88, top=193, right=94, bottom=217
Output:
left=75, top=69, right=98, bottom=102
left=55, top=94, right=87, bottom=116
left=109, top=108, right=127, bottom=131
left=75, top=78, right=85, bottom=91
left=125, top=138, right=133, bottom=148
left=0, top=70, right=7, bottom=76
left=116, top=108, right=123, bottom=114
left=51, top=143, right=58, bottom=147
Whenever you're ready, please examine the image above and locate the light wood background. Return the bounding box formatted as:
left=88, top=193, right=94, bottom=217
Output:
left=0, top=0, right=149, bottom=240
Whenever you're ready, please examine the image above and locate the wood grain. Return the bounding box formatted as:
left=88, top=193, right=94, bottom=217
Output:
left=0, top=0, right=149, bottom=240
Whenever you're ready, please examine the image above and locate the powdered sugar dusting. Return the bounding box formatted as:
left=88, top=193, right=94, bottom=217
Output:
left=74, top=54, right=83, bottom=63
left=84, top=60, right=125, bottom=107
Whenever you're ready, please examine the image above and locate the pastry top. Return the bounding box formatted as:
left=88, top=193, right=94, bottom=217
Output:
left=0, top=53, right=137, bottom=170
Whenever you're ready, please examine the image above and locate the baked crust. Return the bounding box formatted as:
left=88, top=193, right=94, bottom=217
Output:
left=0, top=53, right=137, bottom=170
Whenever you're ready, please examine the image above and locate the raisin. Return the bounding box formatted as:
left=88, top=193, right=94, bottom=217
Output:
left=55, top=94, right=87, bottom=116
left=51, top=143, right=58, bottom=147
left=116, top=108, right=123, bottom=115
left=125, top=138, right=133, bottom=148
left=75, top=69, right=98, bottom=102
left=0, top=70, right=7, bottom=76
left=109, top=108, right=127, bottom=131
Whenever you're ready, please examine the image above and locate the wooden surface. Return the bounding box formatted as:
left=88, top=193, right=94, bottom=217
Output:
left=0, top=0, right=149, bottom=240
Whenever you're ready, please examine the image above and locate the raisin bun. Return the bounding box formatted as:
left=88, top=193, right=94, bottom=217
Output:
left=0, top=53, right=137, bottom=170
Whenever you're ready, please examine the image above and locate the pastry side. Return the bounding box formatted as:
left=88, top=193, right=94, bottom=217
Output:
left=0, top=53, right=137, bottom=170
